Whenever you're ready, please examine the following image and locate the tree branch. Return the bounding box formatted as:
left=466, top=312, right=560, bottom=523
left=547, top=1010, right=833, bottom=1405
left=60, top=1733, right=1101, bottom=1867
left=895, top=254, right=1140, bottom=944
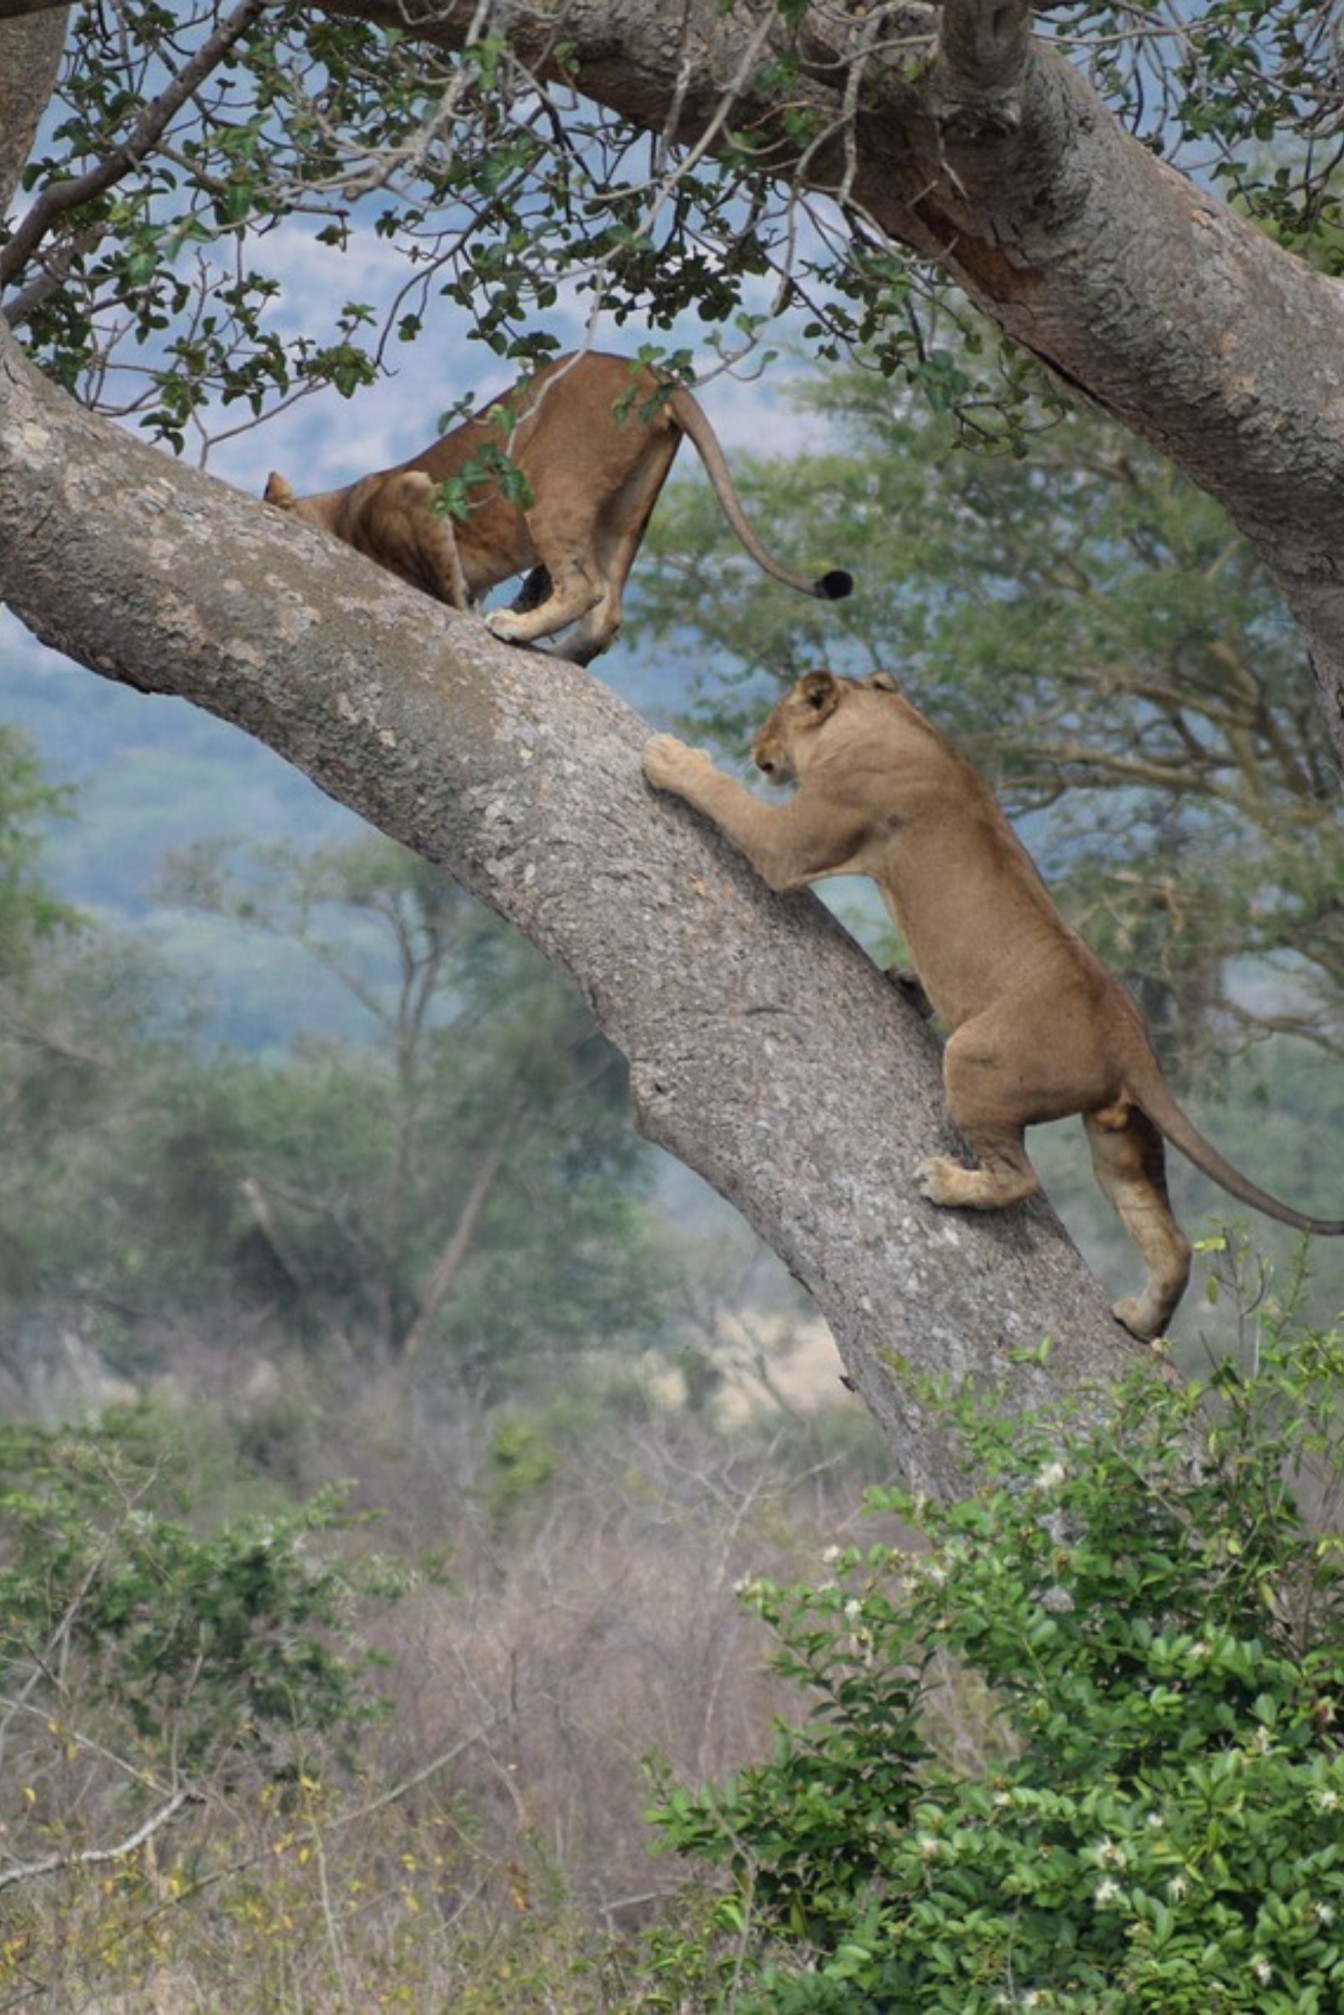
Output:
left=0, top=315, right=1159, bottom=1498
left=929, top=0, right=1035, bottom=135
left=400, top=1102, right=529, bottom=1360
left=0, top=0, right=268, bottom=297
left=0, top=6, right=67, bottom=221
left=0, top=1784, right=204, bottom=1892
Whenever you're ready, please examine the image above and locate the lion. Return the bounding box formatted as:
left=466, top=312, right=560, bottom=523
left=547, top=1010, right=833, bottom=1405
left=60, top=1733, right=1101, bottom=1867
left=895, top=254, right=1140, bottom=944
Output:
left=643, top=669, right=1344, bottom=1339
left=264, top=351, right=852, bottom=666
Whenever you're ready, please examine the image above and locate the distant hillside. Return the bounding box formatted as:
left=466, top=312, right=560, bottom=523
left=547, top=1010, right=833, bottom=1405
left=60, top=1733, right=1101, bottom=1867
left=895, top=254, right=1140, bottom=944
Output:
left=0, top=579, right=683, bottom=1051
left=3, top=621, right=356, bottom=904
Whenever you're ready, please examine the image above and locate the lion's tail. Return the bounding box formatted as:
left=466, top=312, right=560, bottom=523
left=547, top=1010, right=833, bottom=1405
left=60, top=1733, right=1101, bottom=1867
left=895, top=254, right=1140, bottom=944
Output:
left=1132, top=1053, right=1344, bottom=1236
left=667, top=388, right=853, bottom=603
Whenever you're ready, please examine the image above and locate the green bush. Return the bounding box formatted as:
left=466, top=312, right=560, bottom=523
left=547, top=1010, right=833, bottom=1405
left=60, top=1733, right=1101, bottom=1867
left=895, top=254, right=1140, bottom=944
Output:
left=0, top=1406, right=391, bottom=1785
left=650, top=1328, right=1344, bottom=2012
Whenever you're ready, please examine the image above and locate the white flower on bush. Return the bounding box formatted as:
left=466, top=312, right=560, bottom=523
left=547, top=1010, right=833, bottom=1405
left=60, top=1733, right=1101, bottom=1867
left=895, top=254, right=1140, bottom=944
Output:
left=1092, top=1837, right=1127, bottom=1871
left=1093, top=1878, right=1123, bottom=1907
left=1033, top=1460, right=1067, bottom=1493
left=1251, top=1956, right=1272, bottom=1986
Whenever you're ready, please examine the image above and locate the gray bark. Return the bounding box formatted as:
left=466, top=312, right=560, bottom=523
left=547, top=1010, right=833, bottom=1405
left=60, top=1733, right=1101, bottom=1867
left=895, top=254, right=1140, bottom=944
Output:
left=0, top=316, right=1153, bottom=1498
left=0, top=7, right=66, bottom=218
left=0, top=1, right=69, bottom=23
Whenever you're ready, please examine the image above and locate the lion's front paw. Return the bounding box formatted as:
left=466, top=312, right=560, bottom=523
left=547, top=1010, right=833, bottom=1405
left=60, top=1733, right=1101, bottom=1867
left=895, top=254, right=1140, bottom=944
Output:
left=643, top=734, right=709, bottom=794
left=485, top=609, right=526, bottom=644
left=916, top=1155, right=965, bottom=1206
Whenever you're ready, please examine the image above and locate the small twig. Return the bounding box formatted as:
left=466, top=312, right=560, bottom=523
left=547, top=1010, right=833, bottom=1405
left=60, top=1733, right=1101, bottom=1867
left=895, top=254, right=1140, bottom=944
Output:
left=0, top=1784, right=204, bottom=1892
left=400, top=1099, right=530, bottom=1359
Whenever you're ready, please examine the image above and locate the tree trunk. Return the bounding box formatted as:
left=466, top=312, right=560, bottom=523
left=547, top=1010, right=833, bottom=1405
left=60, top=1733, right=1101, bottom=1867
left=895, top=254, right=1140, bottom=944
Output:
left=0, top=7, right=66, bottom=211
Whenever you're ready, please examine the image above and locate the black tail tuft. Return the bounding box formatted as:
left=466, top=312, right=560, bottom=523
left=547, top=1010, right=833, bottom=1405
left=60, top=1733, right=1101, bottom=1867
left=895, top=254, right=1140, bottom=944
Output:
left=814, top=569, right=854, bottom=601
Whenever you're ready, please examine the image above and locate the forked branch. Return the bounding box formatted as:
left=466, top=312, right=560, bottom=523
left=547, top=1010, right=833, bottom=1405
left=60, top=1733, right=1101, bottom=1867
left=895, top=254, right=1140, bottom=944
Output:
left=0, top=1784, right=204, bottom=1892
left=931, top=0, right=1036, bottom=134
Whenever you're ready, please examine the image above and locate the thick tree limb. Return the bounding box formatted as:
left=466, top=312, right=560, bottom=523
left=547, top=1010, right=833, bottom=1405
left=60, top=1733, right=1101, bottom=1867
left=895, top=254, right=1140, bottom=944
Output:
left=0, top=317, right=1156, bottom=1497
left=0, top=6, right=67, bottom=219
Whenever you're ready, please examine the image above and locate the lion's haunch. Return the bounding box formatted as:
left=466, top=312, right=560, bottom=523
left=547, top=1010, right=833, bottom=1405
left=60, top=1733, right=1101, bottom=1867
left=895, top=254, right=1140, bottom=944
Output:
left=263, top=352, right=852, bottom=666
left=643, top=673, right=1344, bottom=1341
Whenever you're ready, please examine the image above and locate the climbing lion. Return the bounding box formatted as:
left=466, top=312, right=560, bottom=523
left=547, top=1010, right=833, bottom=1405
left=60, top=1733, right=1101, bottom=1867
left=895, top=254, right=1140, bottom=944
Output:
left=264, top=352, right=852, bottom=666
left=643, top=669, right=1344, bottom=1339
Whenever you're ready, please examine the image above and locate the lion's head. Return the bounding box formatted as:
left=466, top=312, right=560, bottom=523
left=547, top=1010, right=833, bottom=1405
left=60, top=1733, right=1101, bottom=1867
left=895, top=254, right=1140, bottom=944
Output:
left=752, top=670, right=900, bottom=785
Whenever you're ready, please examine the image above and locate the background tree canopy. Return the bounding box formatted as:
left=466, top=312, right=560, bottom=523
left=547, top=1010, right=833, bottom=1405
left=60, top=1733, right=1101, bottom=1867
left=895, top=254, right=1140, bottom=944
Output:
left=0, top=762, right=673, bottom=1398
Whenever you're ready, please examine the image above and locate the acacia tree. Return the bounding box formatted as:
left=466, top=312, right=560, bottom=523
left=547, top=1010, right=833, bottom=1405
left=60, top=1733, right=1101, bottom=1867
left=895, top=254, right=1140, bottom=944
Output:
left=2, top=0, right=1341, bottom=1492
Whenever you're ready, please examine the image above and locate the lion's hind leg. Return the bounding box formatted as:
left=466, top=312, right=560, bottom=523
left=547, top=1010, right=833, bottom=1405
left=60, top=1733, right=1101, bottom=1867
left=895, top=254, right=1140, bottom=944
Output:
left=1083, top=1103, right=1191, bottom=1341
left=917, top=1137, right=1042, bottom=1211
left=918, top=1019, right=1045, bottom=1212
left=486, top=555, right=603, bottom=648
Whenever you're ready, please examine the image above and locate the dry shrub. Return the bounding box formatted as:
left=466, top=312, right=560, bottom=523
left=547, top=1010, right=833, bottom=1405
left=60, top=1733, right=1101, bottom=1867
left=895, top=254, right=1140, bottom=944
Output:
left=1, top=1352, right=891, bottom=2010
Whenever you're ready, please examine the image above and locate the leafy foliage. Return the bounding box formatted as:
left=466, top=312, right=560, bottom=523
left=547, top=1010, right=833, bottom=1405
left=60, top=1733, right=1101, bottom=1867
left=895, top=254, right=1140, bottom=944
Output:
left=0, top=725, right=75, bottom=976
left=1053, top=2, right=1344, bottom=272
left=0, top=744, right=671, bottom=1389
left=3, top=0, right=779, bottom=447
left=650, top=1327, right=1344, bottom=2010
left=5, top=2, right=1342, bottom=451
left=154, top=832, right=670, bottom=1382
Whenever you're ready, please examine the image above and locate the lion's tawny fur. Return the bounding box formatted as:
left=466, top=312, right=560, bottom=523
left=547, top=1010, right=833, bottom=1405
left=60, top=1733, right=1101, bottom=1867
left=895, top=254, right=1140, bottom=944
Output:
left=643, top=670, right=1344, bottom=1340
left=264, top=352, right=851, bottom=665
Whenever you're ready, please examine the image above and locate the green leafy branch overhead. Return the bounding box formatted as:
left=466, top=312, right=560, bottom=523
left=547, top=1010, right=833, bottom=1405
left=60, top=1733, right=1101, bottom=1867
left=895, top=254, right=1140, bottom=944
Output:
left=3, top=1, right=1342, bottom=453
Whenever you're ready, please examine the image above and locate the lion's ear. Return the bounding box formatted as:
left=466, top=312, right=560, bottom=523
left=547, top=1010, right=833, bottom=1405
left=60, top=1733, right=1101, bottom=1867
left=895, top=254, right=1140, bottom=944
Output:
left=798, top=670, right=840, bottom=715
left=264, top=471, right=296, bottom=507
left=868, top=672, right=900, bottom=694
